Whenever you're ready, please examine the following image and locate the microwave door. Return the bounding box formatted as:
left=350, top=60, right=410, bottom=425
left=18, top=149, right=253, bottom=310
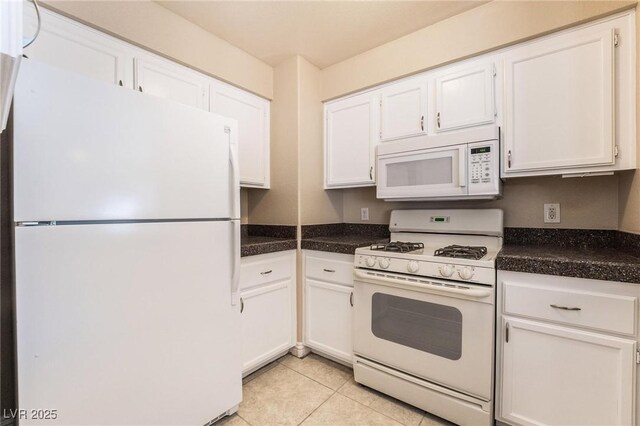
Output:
left=377, top=145, right=468, bottom=200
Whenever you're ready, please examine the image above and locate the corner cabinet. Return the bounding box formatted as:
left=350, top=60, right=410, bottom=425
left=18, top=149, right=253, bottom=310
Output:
left=303, top=251, right=354, bottom=365
left=325, top=92, right=379, bottom=188
left=500, top=13, right=636, bottom=177
left=239, top=251, right=296, bottom=376
left=496, top=271, right=639, bottom=426
left=211, top=82, right=271, bottom=188
left=434, top=60, right=496, bottom=132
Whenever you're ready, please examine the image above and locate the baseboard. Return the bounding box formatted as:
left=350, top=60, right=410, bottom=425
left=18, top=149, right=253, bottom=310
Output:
left=289, top=342, right=311, bottom=358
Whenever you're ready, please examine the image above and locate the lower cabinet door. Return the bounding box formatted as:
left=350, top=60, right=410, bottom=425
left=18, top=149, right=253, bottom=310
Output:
left=500, top=317, right=636, bottom=426
left=240, top=280, right=294, bottom=373
left=305, top=279, right=353, bottom=363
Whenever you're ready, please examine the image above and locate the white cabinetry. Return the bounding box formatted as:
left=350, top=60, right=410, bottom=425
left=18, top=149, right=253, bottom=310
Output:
left=324, top=92, right=379, bottom=188
left=239, top=251, right=296, bottom=375
left=501, top=14, right=635, bottom=177
left=434, top=60, right=496, bottom=132
left=23, top=7, right=133, bottom=87
left=1, top=0, right=22, bottom=132
left=496, top=271, right=639, bottom=426
left=304, top=251, right=354, bottom=365
left=211, top=82, right=270, bottom=188
left=133, top=56, right=209, bottom=110
left=380, top=77, right=428, bottom=141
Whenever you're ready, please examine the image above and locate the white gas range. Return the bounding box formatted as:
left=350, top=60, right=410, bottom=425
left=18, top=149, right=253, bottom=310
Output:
left=352, top=209, right=503, bottom=426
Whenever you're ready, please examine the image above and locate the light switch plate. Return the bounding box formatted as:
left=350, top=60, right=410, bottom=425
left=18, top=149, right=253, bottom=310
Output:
left=361, top=208, right=369, bottom=221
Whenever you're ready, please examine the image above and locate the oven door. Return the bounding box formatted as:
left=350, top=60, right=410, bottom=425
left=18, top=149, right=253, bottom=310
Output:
left=377, top=144, right=468, bottom=200
left=353, top=270, right=494, bottom=400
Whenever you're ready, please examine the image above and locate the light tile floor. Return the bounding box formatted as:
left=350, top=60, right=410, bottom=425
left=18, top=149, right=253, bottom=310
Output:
left=218, top=354, right=454, bottom=426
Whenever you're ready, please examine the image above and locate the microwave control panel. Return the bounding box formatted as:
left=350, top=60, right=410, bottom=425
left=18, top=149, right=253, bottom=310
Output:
left=468, top=139, right=501, bottom=196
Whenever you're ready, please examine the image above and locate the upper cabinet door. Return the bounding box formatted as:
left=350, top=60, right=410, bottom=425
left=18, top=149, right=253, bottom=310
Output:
left=23, top=7, right=132, bottom=87
left=211, top=82, right=270, bottom=188
left=380, top=78, right=427, bottom=141
left=134, top=56, right=209, bottom=111
left=503, top=28, right=615, bottom=174
left=434, top=62, right=495, bottom=132
left=325, top=92, right=380, bottom=188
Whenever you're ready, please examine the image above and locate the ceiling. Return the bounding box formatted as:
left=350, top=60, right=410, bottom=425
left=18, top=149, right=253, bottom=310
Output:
left=155, top=1, right=487, bottom=69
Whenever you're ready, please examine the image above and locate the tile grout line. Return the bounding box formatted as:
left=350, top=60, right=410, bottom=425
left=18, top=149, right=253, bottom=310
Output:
left=295, top=386, right=338, bottom=426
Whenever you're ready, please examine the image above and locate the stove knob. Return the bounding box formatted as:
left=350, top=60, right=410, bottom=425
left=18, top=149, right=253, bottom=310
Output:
left=379, top=258, right=390, bottom=269
left=407, top=261, right=419, bottom=273
left=458, top=266, right=475, bottom=280
left=365, top=257, right=376, bottom=268
left=439, top=264, right=454, bottom=278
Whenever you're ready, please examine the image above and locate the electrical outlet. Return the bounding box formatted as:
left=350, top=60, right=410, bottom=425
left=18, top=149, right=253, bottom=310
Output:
left=544, top=203, right=561, bottom=223
left=361, top=207, right=369, bottom=221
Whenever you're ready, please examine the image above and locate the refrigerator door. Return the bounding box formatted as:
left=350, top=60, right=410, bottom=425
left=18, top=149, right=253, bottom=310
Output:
left=13, top=59, right=238, bottom=222
left=15, top=221, right=241, bottom=425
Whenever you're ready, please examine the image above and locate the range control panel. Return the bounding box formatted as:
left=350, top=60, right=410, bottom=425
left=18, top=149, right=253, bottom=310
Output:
left=468, top=139, right=500, bottom=197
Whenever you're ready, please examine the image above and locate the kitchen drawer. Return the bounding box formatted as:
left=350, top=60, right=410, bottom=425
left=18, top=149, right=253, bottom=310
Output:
left=503, top=281, right=637, bottom=335
left=306, top=253, right=354, bottom=286
left=240, top=251, right=294, bottom=290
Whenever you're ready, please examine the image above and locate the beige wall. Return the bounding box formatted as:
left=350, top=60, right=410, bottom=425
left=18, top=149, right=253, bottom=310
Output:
left=321, top=1, right=635, bottom=100
left=343, top=175, right=619, bottom=229
left=43, top=0, right=273, bottom=99
left=618, top=8, right=640, bottom=234
left=248, top=57, right=299, bottom=225
left=298, top=58, right=343, bottom=225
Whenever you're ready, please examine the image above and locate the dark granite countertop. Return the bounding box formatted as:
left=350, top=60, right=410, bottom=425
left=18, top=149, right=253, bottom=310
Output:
left=301, top=235, right=389, bottom=255
left=497, top=228, right=640, bottom=284
left=240, top=225, right=297, bottom=257
left=241, top=235, right=297, bottom=257
left=300, top=223, right=390, bottom=255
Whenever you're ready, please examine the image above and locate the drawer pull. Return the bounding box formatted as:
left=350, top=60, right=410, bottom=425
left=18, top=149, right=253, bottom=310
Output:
left=240, top=297, right=244, bottom=313
left=350, top=292, right=354, bottom=307
left=323, top=268, right=336, bottom=273
left=550, top=304, right=581, bottom=311
left=260, top=270, right=273, bottom=275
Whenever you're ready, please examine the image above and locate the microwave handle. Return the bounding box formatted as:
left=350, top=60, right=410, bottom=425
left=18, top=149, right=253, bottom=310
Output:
left=458, top=146, right=467, bottom=187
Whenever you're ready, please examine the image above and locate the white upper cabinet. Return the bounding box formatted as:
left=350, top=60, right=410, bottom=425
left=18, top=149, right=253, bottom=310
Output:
left=380, top=77, right=427, bottom=141
left=502, top=25, right=617, bottom=175
left=23, top=7, right=133, bottom=87
left=434, top=60, right=496, bottom=132
left=211, top=82, right=270, bottom=188
left=325, top=91, right=379, bottom=188
left=134, top=56, right=209, bottom=110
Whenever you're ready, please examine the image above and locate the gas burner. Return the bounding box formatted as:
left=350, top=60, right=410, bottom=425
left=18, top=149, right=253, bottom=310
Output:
left=371, top=241, right=425, bottom=253
left=434, top=245, right=488, bottom=260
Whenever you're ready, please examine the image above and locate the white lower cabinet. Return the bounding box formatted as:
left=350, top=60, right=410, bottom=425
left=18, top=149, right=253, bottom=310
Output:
left=497, top=271, right=639, bottom=426
left=240, top=251, right=296, bottom=375
left=303, top=251, right=354, bottom=365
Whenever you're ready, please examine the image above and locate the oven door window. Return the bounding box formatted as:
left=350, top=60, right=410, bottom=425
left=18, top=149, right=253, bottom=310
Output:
left=371, top=293, right=462, bottom=360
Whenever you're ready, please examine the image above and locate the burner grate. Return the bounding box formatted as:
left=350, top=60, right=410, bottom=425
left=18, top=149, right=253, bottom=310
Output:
left=370, top=241, right=425, bottom=253
left=434, top=245, right=487, bottom=260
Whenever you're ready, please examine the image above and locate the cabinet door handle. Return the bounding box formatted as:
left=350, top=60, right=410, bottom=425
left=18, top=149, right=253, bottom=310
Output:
left=118, top=80, right=123, bottom=87
left=550, top=304, right=581, bottom=311
left=350, top=292, right=354, bottom=307
left=369, top=166, right=373, bottom=181
left=437, top=112, right=441, bottom=128
left=420, top=115, right=424, bottom=131
left=260, top=270, right=273, bottom=275
left=138, top=85, right=143, bottom=92
left=240, top=297, right=244, bottom=313
left=323, top=268, right=335, bottom=273
left=507, top=150, right=512, bottom=168
left=505, top=322, right=510, bottom=343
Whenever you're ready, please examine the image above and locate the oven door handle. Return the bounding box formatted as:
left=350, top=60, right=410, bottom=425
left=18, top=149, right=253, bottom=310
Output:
left=354, top=270, right=492, bottom=299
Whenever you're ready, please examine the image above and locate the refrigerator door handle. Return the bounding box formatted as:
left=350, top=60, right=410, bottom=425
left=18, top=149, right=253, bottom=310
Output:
left=227, top=125, right=241, bottom=219
left=231, top=219, right=240, bottom=306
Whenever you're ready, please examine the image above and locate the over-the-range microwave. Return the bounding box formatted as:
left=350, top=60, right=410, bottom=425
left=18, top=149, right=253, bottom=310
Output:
left=376, top=126, right=501, bottom=201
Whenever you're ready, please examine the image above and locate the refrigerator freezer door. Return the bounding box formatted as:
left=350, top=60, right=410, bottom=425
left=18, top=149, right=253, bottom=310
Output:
left=13, top=59, right=236, bottom=222
left=15, top=221, right=241, bottom=425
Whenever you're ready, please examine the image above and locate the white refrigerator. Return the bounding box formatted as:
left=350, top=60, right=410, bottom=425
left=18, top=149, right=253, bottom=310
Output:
left=13, top=60, right=242, bottom=425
